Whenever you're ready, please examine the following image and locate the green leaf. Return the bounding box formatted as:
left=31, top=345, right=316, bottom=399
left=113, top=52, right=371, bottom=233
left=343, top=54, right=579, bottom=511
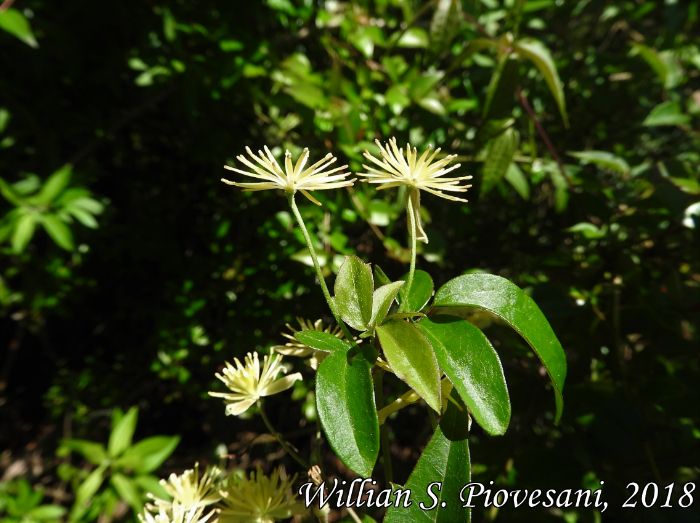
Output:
left=369, top=281, right=404, bottom=329
left=481, top=128, right=520, bottom=195
left=334, top=255, right=374, bottom=331
left=418, top=317, right=511, bottom=435
left=110, top=474, right=143, bottom=511
left=376, top=320, right=441, bottom=413
left=567, top=222, right=606, bottom=239
left=504, top=162, right=530, bottom=200
left=433, top=274, right=566, bottom=422
left=66, top=206, right=99, bottom=228
left=108, top=406, right=138, bottom=458
left=0, top=177, right=23, bottom=206
left=60, top=439, right=108, bottom=466
left=294, top=330, right=352, bottom=353
left=40, top=215, right=75, bottom=251
left=0, top=8, right=39, bottom=48
left=26, top=505, right=67, bottom=520
left=316, top=350, right=379, bottom=476
left=569, top=150, right=630, bottom=175
left=70, top=465, right=105, bottom=520
left=430, top=0, right=462, bottom=55
left=373, top=265, right=391, bottom=287
left=643, top=100, right=690, bottom=127
left=12, top=213, right=36, bottom=253
left=631, top=43, right=683, bottom=90
left=514, top=38, right=568, bottom=126
left=398, top=270, right=434, bottom=312
left=115, top=435, right=180, bottom=474
left=385, top=400, right=471, bottom=522
left=34, top=165, right=72, bottom=205
left=398, top=28, right=429, bottom=48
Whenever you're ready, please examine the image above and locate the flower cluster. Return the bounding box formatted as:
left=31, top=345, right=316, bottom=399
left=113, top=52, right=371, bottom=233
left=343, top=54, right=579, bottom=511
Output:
left=139, top=465, right=303, bottom=523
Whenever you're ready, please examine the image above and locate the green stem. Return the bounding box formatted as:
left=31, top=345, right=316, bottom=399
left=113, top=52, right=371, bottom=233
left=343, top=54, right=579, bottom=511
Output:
left=400, top=189, right=418, bottom=312
left=258, top=401, right=309, bottom=470
left=288, top=193, right=354, bottom=341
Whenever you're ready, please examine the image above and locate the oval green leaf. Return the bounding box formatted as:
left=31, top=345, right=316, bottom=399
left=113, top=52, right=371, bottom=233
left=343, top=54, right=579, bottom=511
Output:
left=376, top=320, right=441, bottom=413
left=385, top=399, right=471, bottom=523
left=108, top=407, right=138, bottom=458
left=369, top=281, right=404, bottom=328
left=398, top=270, right=434, bottom=312
left=316, top=350, right=379, bottom=476
left=433, top=273, right=566, bottom=422
left=418, top=317, right=511, bottom=435
left=115, top=435, right=180, bottom=474
left=294, top=330, right=352, bottom=353
left=334, top=255, right=374, bottom=331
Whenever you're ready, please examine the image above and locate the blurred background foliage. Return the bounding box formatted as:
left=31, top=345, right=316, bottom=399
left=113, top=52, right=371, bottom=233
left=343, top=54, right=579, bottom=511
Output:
left=1, top=0, right=699, bottom=521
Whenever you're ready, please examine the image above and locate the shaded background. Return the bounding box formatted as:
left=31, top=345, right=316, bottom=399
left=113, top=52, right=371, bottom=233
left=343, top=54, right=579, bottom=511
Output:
left=1, top=0, right=699, bottom=521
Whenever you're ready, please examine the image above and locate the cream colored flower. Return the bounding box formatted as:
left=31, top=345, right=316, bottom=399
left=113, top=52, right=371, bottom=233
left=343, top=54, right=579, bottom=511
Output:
left=360, top=137, right=472, bottom=242
left=209, top=352, right=302, bottom=416
left=218, top=466, right=305, bottom=523
left=160, top=464, right=223, bottom=509
left=138, top=502, right=218, bottom=523
left=222, top=146, right=354, bottom=205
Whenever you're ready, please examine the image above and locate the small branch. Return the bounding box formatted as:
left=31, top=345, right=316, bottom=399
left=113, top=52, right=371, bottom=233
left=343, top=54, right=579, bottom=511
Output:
left=0, top=0, right=15, bottom=13
left=516, top=87, right=572, bottom=187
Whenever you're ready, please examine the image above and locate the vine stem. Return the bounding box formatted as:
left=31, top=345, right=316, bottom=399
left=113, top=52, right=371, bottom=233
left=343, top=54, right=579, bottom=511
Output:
left=400, top=189, right=418, bottom=312
left=258, top=401, right=309, bottom=470
left=288, top=193, right=354, bottom=341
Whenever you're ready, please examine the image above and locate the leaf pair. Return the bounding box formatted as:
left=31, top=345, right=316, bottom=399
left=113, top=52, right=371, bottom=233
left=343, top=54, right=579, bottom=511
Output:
left=334, top=255, right=404, bottom=332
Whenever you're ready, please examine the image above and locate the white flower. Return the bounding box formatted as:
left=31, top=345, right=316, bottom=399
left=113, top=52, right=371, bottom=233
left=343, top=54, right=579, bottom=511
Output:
left=360, top=137, right=472, bottom=200
left=222, top=146, right=354, bottom=204
left=209, top=352, right=302, bottom=416
left=218, top=466, right=305, bottom=523
left=360, top=137, right=472, bottom=242
left=160, top=464, right=223, bottom=509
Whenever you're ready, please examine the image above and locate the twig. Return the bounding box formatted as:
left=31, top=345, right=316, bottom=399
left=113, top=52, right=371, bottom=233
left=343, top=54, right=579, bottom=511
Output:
left=516, top=87, right=572, bottom=187
left=0, top=0, right=15, bottom=13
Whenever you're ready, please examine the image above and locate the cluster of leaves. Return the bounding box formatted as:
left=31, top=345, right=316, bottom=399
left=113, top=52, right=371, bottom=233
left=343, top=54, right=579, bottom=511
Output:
left=57, top=407, right=179, bottom=521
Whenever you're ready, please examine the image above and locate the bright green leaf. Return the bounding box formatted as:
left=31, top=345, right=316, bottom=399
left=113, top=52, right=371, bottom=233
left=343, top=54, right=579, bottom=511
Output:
left=385, top=400, right=471, bottom=522
left=40, top=215, right=75, bottom=251
left=70, top=465, right=106, bottom=521
left=60, top=439, right=108, bottom=466
left=398, top=28, right=429, bottom=48
left=108, top=406, right=138, bottom=458
left=369, top=281, right=404, bottom=329
left=419, top=317, right=511, bottom=435
left=514, top=38, right=568, bottom=126
left=643, top=100, right=690, bottom=127
left=398, top=270, right=434, bottom=312
left=334, top=255, right=374, bottom=331
left=110, top=474, right=143, bottom=511
left=0, top=8, right=39, bottom=48
left=433, top=274, right=566, bottom=422
left=569, top=150, right=630, bottom=175
left=316, top=350, right=379, bottom=476
left=26, top=505, right=67, bottom=520
left=376, top=320, right=441, bottom=413
left=115, top=436, right=180, bottom=474
left=35, top=165, right=72, bottom=205
left=504, top=162, right=530, bottom=199
left=12, top=213, right=36, bottom=253
left=294, top=330, right=352, bottom=353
